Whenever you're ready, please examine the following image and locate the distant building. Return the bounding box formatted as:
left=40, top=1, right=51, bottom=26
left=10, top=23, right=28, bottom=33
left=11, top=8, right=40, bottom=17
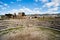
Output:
left=13, top=13, right=17, bottom=19
left=18, top=12, right=25, bottom=16
left=17, top=12, right=26, bottom=19
left=11, top=12, right=26, bottom=19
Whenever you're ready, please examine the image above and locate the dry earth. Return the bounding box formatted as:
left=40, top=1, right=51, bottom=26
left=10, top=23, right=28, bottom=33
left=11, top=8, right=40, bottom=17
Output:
left=0, top=27, right=60, bottom=40
left=0, top=19, right=53, bottom=30
left=0, top=19, right=60, bottom=40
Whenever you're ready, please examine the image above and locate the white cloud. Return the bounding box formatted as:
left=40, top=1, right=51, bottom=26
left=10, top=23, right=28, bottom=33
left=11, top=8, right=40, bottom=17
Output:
left=52, top=0, right=60, bottom=3
left=6, top=7, right=59, bottom=15
left=0, top=1, right=9, bottom=7
left=7, top=7, right=42, bottom=14
left=0, top=11, right=6, bottom=15
left=42, top=0, right=60, bottom=13
left=42, top=7, right=59, bottom=14
left=34, top=0, right=48, bottom=2
left=19, top=7, right=42, bottom=14
left=0, top=3, right=9, bottom=10
left=3, top=3, right=9, bottom=8
left=4, top=3, right=8, bottom=6
left=48, top=7, right=58, bottom=11
left=44, top=2, right=59, bottom=8
left=43, top=0, right=60, bottom=7
left=44, top=2, right=54, bottom=8
left=0, top=1, right=9, bottom=9
left=39, top=0, right=48, bottom=2
left=7, top=9, right=18, bottom=14
left=1, top=7, right=59, bottom=15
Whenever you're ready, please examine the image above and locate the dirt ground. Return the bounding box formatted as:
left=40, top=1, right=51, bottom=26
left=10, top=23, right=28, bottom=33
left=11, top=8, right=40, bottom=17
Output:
left=0, top=27, right=60, bottom=40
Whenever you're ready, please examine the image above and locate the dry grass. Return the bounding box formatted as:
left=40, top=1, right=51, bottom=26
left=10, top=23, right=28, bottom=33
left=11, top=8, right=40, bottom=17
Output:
left=0, top=27, right=60, bottom=40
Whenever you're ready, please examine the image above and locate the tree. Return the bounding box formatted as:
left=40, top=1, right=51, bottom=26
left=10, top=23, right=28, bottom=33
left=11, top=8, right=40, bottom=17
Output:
left=5, top=13, right=13, bottom=18
left=22, top=12, right=25, bottom=16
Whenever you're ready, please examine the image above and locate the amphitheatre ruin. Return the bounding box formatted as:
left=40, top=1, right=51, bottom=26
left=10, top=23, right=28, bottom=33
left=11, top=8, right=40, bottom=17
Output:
left=0, top=12, right=60, bottom=40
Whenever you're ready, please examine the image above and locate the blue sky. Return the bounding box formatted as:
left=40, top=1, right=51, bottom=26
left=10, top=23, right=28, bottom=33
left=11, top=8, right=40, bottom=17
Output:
left=0, top=0, right=60, bottom=15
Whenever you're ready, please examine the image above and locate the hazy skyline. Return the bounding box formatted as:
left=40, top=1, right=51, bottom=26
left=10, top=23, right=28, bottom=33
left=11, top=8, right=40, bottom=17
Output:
left=0, top=0, right=60, bottom=15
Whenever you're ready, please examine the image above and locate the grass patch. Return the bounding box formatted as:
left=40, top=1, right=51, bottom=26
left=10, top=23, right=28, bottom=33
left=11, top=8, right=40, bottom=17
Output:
left=37, top=17, right=55, bottom=21
left=37, top=27, right=60, bottom=36
left=0, top=27, right=24, bottom=36
left=37, top=27, right=60, bottom=33
left=37, top=27, right=60, bottom=40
